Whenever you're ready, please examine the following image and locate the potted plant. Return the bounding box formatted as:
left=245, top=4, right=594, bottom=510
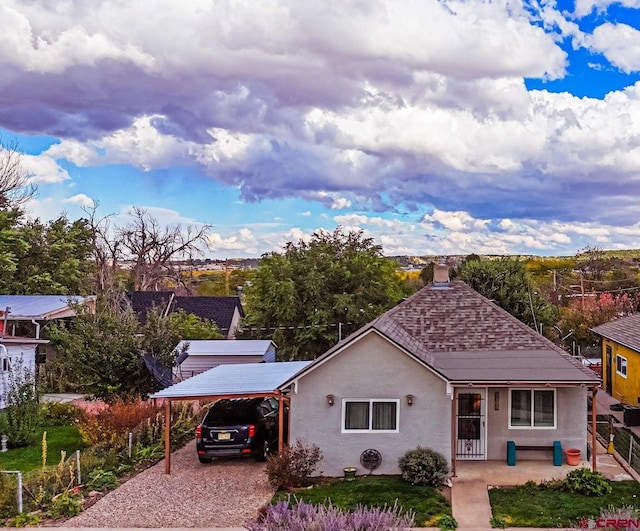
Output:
left=565, top=448, right=581, bottom=466
left=343, top=467, right=357, bottom=481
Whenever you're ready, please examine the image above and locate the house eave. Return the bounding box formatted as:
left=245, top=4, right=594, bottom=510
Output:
left=448, top=380, right=600, bottom=387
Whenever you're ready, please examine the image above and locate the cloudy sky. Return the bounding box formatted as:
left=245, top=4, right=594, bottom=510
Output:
left=2, top=0, right=640, bottom=259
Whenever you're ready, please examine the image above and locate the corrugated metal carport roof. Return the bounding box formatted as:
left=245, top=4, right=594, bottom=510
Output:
left=151, top=360, right=311, bottom=399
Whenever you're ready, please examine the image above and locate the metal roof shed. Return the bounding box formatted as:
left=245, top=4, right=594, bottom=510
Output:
left=150, top=361, right=311, bottom=473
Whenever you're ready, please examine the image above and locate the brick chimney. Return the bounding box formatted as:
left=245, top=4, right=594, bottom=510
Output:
left=433, top=263, right=450, bottom=284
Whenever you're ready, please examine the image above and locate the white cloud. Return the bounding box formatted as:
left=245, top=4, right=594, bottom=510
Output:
left=64, top=193, right=94, bottom=207
left=23, top=153, right=70, bottom=184
left=586, top=23, right=640, bottom=73
left=574, top=0, right=640, bottom=17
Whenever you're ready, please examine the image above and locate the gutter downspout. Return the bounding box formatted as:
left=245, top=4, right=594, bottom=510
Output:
left=2, top=306, right=9, bottom=339
left=31, top=319, right=40, bottom=340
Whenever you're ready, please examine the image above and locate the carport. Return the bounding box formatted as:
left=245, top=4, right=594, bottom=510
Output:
left=150, top=361, right=311, bottom=474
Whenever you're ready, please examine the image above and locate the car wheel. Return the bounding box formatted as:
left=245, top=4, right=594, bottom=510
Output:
left=198, top=456, right=213, bottom=464
left=256, top=440, right=269, bottom=462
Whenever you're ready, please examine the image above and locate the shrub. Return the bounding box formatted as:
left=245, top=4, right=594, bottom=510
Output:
left=85, top=468, right=118, bottom=492
left=40, top=402, right=83, bottom=426
left=77, top=399, right=161, bottom=447
left=490, top=515, right=507, bottom=528
left=48, top=491, right=83, bottom=519
left=436, top=514, right=458, bottom=530
left=266, top=439, right=323, bottom=489
left=11, top=512, right=41, bottom=528
left=399, top=447, right=449, bottom=487
left=248, top=499, right=415, bottom=531
left=562, top=468, right=612, bottom=496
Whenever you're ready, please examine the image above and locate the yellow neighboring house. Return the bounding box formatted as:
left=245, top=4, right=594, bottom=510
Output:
left=593, top=314, right=640, bottom=404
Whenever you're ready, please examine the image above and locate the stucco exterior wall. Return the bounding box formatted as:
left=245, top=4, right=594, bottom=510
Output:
left=601, top=339, right=639, bottom=404
left=288, top=331, right=452, bottom=477
left=486, top=386, right=588, bottom=460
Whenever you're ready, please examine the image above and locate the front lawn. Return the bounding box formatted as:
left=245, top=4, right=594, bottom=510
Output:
left=489, top=480, right=640, bottom=527
left=0, top=426, right=87, bottom=474
left=272, top=475, right=451, bottom=527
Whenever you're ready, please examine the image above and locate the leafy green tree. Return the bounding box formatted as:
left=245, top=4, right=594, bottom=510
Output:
left=242, top=228, right=404, bottom=360
left=169, top=309, right=223, bottom=340
left=0, top=208, right=28, bottom=293
left=45, top=302, right=223, bottom=401
left=46, top=302, right=147, bottom=401
left=9, top=216, right=93, bottom=294
left=420, top=261, right=435, bottom=284
left=459, top=258, right=554, bottom=332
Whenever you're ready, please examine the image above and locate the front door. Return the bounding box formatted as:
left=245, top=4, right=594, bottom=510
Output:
left=606, top=345, right=612, bottom=395
left=456, top=390, right=486, bottom=460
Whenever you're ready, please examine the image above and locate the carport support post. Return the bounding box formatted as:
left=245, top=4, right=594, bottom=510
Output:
left=591, top=386, right=597, bottom=472
left=164, top=400, right=172, bottom=474
left=277, top=394, right=286, bottom=454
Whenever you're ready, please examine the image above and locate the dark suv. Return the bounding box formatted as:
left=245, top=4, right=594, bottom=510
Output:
left=195, top=397, right=280, bottom=463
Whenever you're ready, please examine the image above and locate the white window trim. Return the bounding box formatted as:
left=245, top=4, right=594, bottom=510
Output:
left=508, top=388, right=557, bottom=430
left=616, top=355, right=628, bottom=378
left=1, top=356, right=10, bottom=373
left=341, top=398, right=400, bottom=434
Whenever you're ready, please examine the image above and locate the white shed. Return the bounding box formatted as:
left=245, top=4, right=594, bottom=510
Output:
left=173, top=340, right=276, bottom=381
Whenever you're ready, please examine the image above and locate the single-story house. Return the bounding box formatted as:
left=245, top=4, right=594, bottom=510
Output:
left=125, top=292, right=244, bottom=339
left=279, top=269, right=600, bottom=476
left=173, top=339, right=276, bottom=381
left=593, top=313, right=640, bottom=404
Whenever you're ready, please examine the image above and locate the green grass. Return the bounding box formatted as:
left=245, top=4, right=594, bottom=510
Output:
left=0, top=426, right=88, bottom=474
left=489, top=481, right=640, bottom=527
left=272, top=475, right=451, bottom=527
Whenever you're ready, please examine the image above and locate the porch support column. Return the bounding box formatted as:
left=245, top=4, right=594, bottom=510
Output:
left=164, top=399, right=172, bottom=474
left=451, top=387, right=457, bottom=477
left=591, top=386, right=598, bottom=472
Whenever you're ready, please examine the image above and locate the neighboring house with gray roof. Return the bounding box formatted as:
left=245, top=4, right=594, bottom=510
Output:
left=280, top=271, right=600, bottom=477
left=172, top=339, right=276, bottom=381
left=593, top=313, right=640, bottom=404
left=125, top=291, right=244, bottom=339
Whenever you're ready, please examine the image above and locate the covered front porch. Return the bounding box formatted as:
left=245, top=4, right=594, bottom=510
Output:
left=451, top=440, right=633, bottom=528
left=451, top=383, right=599, bottom=474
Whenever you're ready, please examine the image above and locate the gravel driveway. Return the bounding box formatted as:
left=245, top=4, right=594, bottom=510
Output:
left=64, top=440, right=275, bottom=528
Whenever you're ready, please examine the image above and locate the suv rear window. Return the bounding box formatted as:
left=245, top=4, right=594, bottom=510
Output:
left=204, top=400, right=260, bottom=425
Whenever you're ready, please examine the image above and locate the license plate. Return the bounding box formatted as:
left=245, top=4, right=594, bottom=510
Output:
left=217, top=432, right=231, bottom=441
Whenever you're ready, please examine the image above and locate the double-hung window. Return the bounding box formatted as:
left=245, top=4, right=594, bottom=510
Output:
left=342, top=399, right=399, bottom=433
left=616, top=355, right=628, bottom=378
left=509, top=389, right=556, bottom=429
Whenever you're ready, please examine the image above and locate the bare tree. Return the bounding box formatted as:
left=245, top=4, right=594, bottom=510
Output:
left=83, top=201, right=123, bottom=298
left=118, top=207, right=210, bottom=291
left=0, top=139, right=37, bottom=210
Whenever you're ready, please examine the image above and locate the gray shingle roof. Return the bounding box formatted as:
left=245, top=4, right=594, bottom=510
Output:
left=286, top=281, right=599, bottom=385
left=592, top=313, right=640, bottom=353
